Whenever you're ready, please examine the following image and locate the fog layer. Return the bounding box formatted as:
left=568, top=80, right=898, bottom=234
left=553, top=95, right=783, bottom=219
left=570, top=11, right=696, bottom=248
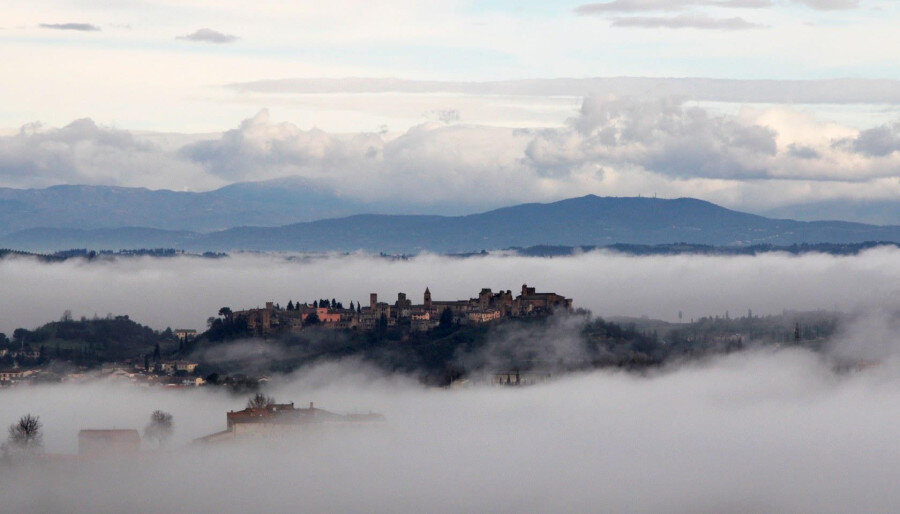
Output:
left=3, top=352, right=900, bottom=512
left=3, top=248, right=900, bottom=334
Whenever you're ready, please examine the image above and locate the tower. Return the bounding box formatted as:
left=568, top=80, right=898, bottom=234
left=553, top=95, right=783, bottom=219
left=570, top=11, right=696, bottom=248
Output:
left=424, top=287, right=432, bottom=310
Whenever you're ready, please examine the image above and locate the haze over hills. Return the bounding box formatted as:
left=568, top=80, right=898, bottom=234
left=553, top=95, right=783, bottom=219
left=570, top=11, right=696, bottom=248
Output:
left=765, top=200, right=900, bottom=226
left=0, top=178, right=474, bottom=236
left=6, top=180, right=900, bottom=241
left=7, top=195, right=900, bottom=253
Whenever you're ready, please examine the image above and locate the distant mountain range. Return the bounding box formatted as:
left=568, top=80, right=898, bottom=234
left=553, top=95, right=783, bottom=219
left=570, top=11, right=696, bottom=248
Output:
left=7, top=195, right=900, bottom=253
left=764, top=200, right=900, bottom=226
left=0, top=178, right=473, bottom=237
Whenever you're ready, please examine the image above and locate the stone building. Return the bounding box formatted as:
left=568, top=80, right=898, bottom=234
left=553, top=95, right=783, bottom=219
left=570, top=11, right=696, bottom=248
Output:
left=231, top=284, right=573, bottom=337
left=195, top=401, right=384, bottom=443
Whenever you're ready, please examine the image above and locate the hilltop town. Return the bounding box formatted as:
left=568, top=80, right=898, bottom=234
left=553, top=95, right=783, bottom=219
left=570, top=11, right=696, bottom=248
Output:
left=233, top=284, right=573, bottom=337
left=0, top=285, right=575, bottom=389
left=0, top=282, right=851, bottom=391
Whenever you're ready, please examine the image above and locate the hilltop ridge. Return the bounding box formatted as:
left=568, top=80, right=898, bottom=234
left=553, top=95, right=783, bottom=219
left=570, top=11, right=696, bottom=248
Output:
left=5, top=194, right=900, bottom=252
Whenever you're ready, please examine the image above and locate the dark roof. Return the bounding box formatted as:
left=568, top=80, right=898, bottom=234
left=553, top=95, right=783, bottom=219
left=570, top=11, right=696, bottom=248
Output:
left=194, top=430, right=232, bottom=443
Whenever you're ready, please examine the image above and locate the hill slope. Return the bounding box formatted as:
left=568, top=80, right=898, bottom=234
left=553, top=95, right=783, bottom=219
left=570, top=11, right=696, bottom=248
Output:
left=0, top=178, right=470, bottom=236
left=6, top=195, right=900, bottom=253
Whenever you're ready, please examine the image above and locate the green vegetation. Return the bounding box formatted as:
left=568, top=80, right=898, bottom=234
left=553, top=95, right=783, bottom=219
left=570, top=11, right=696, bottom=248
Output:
left=190, top=308, right=842, bottom=385
left=191, top=315, right=673, bottom=385
left=513, top=242, right=900, bottom=258
left=0, top=248, right=226, bottom=262
left=0, top=306, right=844, bottom=386
left=2, top=315, right=179, bottom=367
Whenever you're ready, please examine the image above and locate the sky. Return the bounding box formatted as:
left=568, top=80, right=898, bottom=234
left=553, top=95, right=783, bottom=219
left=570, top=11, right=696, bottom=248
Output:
left=2, top=0, right=900, bottom=211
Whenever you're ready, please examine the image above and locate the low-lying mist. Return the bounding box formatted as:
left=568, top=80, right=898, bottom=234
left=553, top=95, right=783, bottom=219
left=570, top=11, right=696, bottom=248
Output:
left=4, top=248, right=900, bottom=335
left=4, top=248, right=900, bottom=511
left=3, top=352, right=900, bottom=512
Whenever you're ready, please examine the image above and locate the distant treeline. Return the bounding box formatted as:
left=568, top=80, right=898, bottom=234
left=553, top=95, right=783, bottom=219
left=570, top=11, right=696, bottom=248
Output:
left=0, top=248, right=227, bottom=262
left=0, top=315, right=180, bottom=369
left=190, top=315, right=665, bottom=385
left=189, top=309, right=841, bottom=385
left=509, top=242, right=900, bottom=257
left=2, top=307, right=843, bottom=385
left=2, top=242, right=896, bottom=262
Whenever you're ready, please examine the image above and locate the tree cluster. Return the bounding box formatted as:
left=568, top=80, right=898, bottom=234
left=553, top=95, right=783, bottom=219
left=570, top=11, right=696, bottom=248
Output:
left=2, top=414, right=42, bottom=463
left=143, top=410, right=174, bottom=447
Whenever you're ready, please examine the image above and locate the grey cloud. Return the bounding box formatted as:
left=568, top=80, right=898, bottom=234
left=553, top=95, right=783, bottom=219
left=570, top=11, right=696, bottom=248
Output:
left=4, top=102, right=900, bottom=212
left=787, top=144, right=822, bottom=160
left=837, top=122, right=900, bottom=157
left=39, top=23, right=101, bottom=31
left=176, top=28, right=240, bottom=44
left=609, top=14, right=765, bottom=29
left=0, top=119, right=211, bottom=190
left=795, top=0, right=860, bottom=9
left=224, top=77, right=900, bottom=105
left=576, top=0, right=771, bottom=14
left=180, top=109, right=527, bottom=205
left=526, top=96, right=777, bottom=180
left=7, top=346, right=900, bottom=512
left=575, top=0, right=855, bottom=12
left=181, top=109, right=381, bottom=181
left=0, top=119, right=149, bottom=185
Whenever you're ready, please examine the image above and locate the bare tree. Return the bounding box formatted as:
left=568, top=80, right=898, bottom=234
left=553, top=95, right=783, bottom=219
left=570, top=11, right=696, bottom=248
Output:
left=143, top=410, right=173, bottom=447
left=2, top=414, right=43, bottom=461
left=246, top=392, right=275, bottom=409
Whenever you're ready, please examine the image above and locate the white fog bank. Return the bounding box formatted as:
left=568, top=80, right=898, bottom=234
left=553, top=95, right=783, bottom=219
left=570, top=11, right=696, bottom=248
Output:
left=3, top=351, right=900, bottom=512
left=3, top=248, right=900, bottom=334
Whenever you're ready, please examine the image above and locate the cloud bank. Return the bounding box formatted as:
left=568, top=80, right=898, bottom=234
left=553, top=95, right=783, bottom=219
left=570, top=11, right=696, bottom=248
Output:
left=608, top=14, right=764, bottom=29
left=224, top=77, right=900, bottom=104
left=576, top=0, right=859, bottom=12
left=797, top=0, right=860, bottom=9
left=4, top=247, right=900, bottom=511
left=576, top=0, right=772, bottom=13
left=2, top=97, right=900, bottom=211
left=575, top=0, right=863, bottom=30
left=4, top=348, right=900, bottom=512
left=5, top=249, right=900, bottom=335
left=0, top=119, right=219, bottom=190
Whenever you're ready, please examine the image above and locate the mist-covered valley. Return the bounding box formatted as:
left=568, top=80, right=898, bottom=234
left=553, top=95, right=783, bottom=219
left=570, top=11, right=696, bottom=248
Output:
left=4, top=350, right=900, bottom=512
left=4, top=249, right=900, bottom=512
left=3, top=248, right=900, bottom=336
left=8, top=0, right=900, bottom=509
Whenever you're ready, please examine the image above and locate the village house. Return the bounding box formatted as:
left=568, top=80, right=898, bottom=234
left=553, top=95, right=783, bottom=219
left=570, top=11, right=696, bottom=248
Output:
left=174, top=329, right=197, bottom=341
left=159, top=360, right=199, bottom=374
left=195, top=401, right=384, bottom=443
left=0, top=369, right=37, bottom=383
